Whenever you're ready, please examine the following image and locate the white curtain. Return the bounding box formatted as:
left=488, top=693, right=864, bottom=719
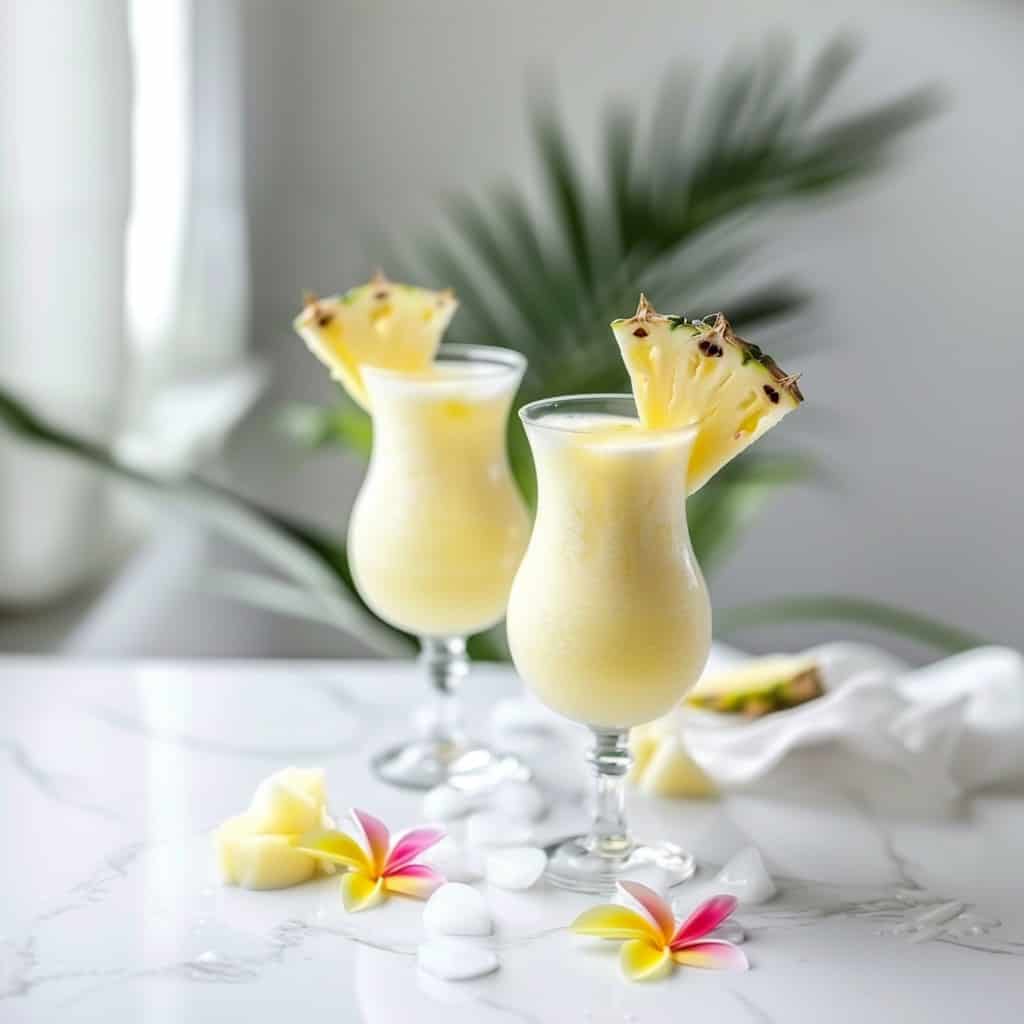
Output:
left=0, top=0, right=256, bottom=606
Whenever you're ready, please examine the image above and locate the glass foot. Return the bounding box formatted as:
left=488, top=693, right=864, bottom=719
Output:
left=371, top=739, right=530, bottom=791
left=544, top=835, right=696, bottom=895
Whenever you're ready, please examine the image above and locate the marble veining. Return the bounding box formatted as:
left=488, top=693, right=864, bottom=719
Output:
left=2, top=657, right=1023, bottom=1022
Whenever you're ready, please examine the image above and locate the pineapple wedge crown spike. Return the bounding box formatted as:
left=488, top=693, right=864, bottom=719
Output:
left=611, top=294, right=804, bottom=493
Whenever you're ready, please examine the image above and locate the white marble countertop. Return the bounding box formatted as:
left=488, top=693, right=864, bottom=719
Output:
left=2, top=656, right=1023, bottom=1022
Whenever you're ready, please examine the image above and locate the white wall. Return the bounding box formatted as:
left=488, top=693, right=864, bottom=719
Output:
left=238, top=0, right=1024, bottom=651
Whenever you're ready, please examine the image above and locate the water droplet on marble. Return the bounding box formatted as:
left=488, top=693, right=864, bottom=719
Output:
left=955, top=911, right=999, bottom=931
left=914, top=901, right=965, bottom=927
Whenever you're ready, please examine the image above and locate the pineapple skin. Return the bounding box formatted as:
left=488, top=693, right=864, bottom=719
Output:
left=687, top=656, right=824, bottom=717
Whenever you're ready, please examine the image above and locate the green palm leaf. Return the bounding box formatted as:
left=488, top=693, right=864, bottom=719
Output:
left=718, top=596, right=985, bottom=655
left=0, top=388, right=412, bottom=656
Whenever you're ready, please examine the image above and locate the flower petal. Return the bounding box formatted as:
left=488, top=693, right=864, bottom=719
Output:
left=294, top=829, right=371, bottom=872
left=671, top=894, right=738, bottom=948
left=571, top=905, right=662, bottom=943
left=351, top=809, right=390, bottom=873
left=671, top=940, right=749, bottom=971
left=340, top=872, right=385, bottom=912
left=618, top=881, right=676, bottom=944
left=382, top=863, right=445, bottom=900
left=385, top=827, right=446, bottom=874
left=620, top=939, right=671, bottom=982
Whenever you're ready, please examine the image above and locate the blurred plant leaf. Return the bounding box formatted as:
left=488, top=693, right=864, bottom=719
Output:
left=420, top=35, right=938, bottom=378
left=688, top=452, right=821, bottom=573
left=717, top=596, right=986, bottom=655
left=278, top=397, right=373, bottom=457
left=0, top=387, right=412, bottom=656
left=203, top=569, right=342, bottom=628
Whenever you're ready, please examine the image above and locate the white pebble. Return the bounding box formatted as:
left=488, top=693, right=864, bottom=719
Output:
left=715, top=846, right=777, bottom=904
left=420, top=837, right=482, bottom=883
left=423, top=883, right=493, bottom=937
left=484, top=846, right=547, bottom=890
left=465, top=812, right=533, bottom=850
left=417, top=938, right=499, bottom=981
left=492, top=781, right=548, bottom=822
left=422, top=784, right=473, bottom=821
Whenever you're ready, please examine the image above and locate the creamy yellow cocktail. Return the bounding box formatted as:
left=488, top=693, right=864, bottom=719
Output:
left=294, top=275, right=530, bottom=790
left=505, top=295, right=804, bottom=892
left=507, top=408, right=710, bottom=729
left=349, top=349, right=530, bottom=638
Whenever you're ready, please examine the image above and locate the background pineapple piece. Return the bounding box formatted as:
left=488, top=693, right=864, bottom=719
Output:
left=611, top=297, right=803, bottom=493
left=687, top=655, right=824, bottom=717
left=294, top=272, right=458, bottom=409
left=629, top=717, right=717, bottom=798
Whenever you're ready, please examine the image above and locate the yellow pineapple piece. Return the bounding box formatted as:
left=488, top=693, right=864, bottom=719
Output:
left=247, top=766, right=329, bottom=834
left=630, top=718, right=717, bottom=799
left=215, top=815, right=319, bottom=890
left=687, top=655, right=824, bottom=717
left=214, top=767, right=334, bottom=890
left=294, top=271, right=458, bottom=409
left=611, top=296, right=803, bottom=493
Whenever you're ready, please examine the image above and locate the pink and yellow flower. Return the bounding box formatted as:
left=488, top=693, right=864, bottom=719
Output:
left=571, top=882, right=748, bottom=981
left=296, top=808, right=445, bottom=912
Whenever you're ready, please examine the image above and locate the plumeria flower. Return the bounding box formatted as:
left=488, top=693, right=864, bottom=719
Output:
left=296, top=808, right=445, bottom=912
left=571, top=882, right=748, bottom=982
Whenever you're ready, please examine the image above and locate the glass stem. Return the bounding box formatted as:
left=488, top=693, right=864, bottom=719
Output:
left=586, top=728, right=634, bottom=859
left=420, top=635, right=469, bottom=750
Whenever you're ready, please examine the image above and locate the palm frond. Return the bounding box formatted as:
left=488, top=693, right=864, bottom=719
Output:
left=688, top=452, right=821, bottom=573
left=403, top=36, right=937, bottom=395
left=717, top=596, right=986, bottom=656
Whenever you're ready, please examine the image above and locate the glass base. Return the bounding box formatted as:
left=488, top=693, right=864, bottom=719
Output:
left=371, top=738, right=530, bottom=791
left=544, top=834, right=696, bottom=895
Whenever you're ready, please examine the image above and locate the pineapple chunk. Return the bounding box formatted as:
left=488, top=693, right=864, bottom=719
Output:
left=611, top=296, right=803, bottom=493
left=294, top=271, right=458, bottom=409
left=247, top=766, right=329, bottom=835
left=630, top=725, right=717, bottom=799
left=214, top=767, right=334, bottom=890
left=687, top=655, right=824, bottom=717
left=215, top=815, right=319, bottom=890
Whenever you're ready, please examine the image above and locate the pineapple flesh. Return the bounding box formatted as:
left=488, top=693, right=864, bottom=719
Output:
left=686, top=655, right=824, bottom=717
left=630, top=716, right=717, bottom=798
left=611, top=296, right=803, bottom=493
left=294, top=271, right=458, bottom=409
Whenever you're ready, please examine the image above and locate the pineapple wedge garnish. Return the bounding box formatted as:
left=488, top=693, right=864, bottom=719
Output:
left=294, top=271, right=458, bottom=409
left=687, top=655, right=824, bottom=717
left=611, top=296, right=803, bottom=493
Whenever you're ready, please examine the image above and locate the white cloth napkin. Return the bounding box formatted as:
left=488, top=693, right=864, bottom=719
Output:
left=683, top=644, right=1024, bottom=796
